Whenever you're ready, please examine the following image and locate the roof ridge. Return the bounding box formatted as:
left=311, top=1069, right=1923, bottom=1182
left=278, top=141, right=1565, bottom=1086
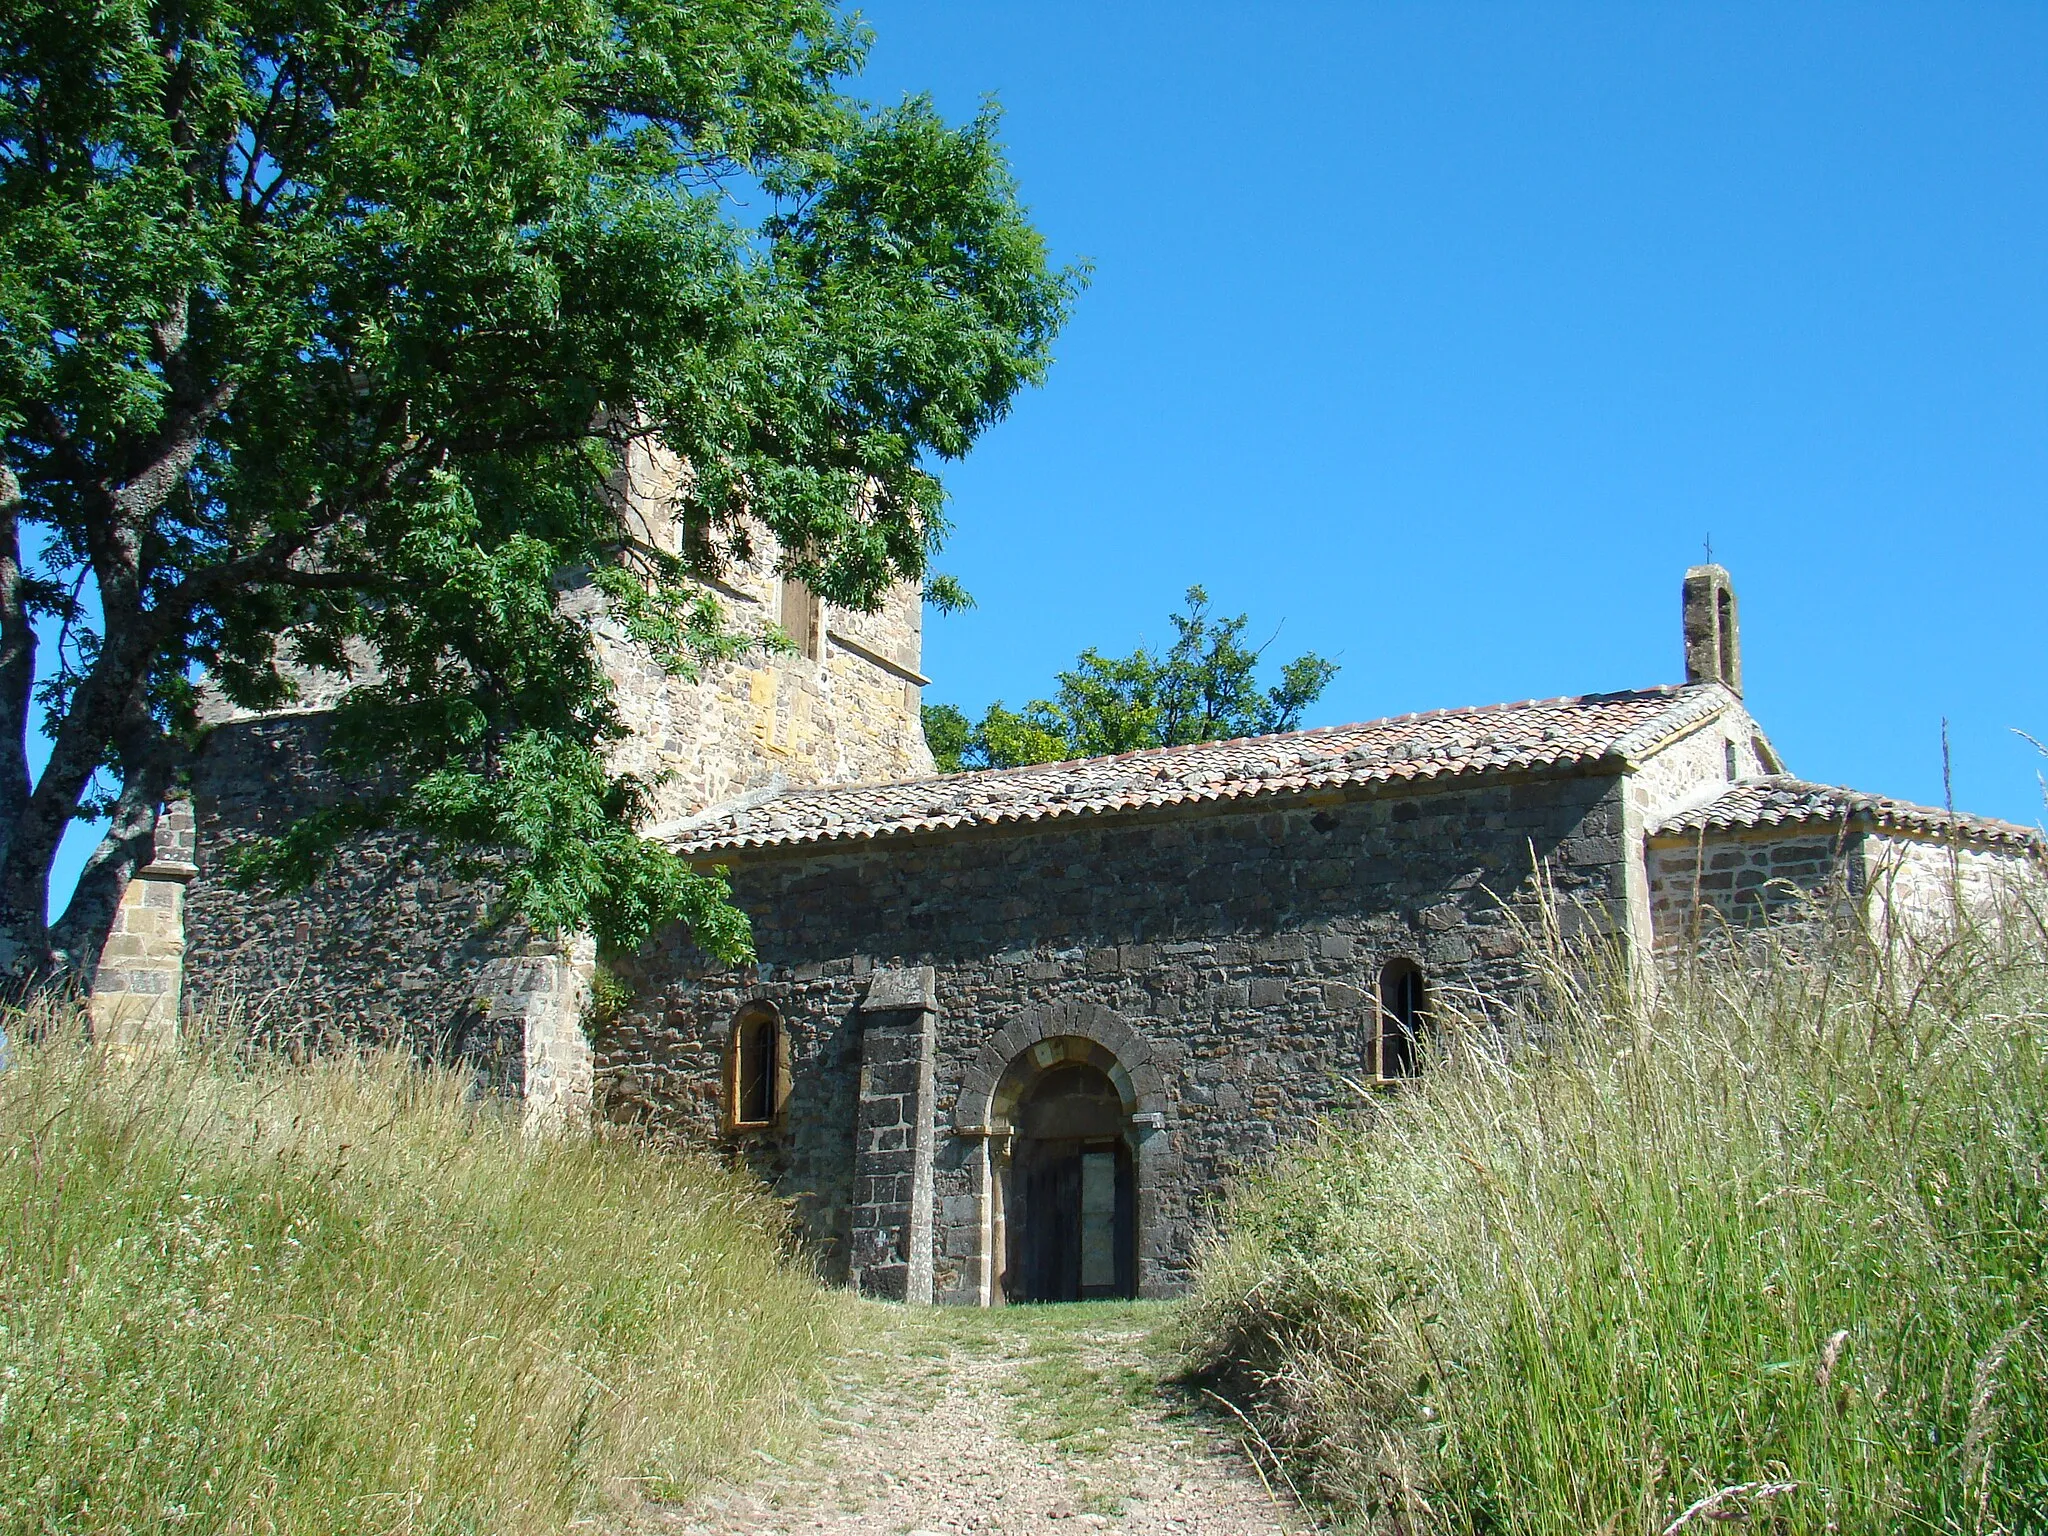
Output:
left=1609, top=682, right=1736, bottom=764
left=747, top=682, right=1704, bottom=803
left=671, top=684, right=1717, bottom=856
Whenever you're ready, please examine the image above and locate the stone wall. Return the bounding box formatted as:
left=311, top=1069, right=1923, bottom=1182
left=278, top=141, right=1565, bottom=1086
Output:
left=180, top=712, right=600, bottom=1124
left=181, top=712, right=524, bottom=1065
left=1646, top=825, right=1858, bottom=944
left=1860, top=833, right=2042, bottom=943
left=493, top=936, right=599, bottom=1137
left=1647, top=823, right=2040, bottom=948
left=1621, top=703, right=1775, bottom=965
left=1627, top=707, right=1772, bottom=823
left=586, top=568, right=933, bottom=829
left=600, top=442, right=933, bottom=826
left=596, top=767, right=1633, bottom=1299
left=848, top=967, right=939, bottom=1302
left=181, top=471, right=932, bottom=1063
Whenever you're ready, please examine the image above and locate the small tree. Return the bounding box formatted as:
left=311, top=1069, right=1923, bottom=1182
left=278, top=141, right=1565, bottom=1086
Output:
left=0, top=0, right=1078, bottom=984
left=925, top=586, right=1338, bottom=772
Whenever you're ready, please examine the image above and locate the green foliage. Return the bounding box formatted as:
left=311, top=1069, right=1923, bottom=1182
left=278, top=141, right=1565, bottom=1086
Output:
left=0, top=1011, right=844, bottom=1534
left=923, top=572, right=976, bottom=615
left=1179, top=913, right=2048, bottom=1533
left=975, top=698, right=1079, bottom=767
left=924, top=586, right=1338, bottom=772
left=0, top=0, right=1078, bottom=962
left=921, top=700, right=975, bottom=774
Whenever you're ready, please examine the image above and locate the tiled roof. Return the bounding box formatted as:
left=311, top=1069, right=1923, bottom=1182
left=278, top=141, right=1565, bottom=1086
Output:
left=671, top=684, right=1732, bottom=856
left=1650, top=775, right=2045, bottom=854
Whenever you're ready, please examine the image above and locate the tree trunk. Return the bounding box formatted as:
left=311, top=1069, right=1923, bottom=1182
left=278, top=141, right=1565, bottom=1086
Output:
left=0, top=593, right=174, bottom=995
left=0, top=495, right=49, bottom=987
left=50, top=722, right=179, bottom=979
left=0, top=499, right=34, bottom=870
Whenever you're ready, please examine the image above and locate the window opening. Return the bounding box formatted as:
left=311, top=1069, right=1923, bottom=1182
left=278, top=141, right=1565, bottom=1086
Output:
left=1714, top=587, right=1735, bottom=687
left=780, top=577, right=821, bottom=662
left=730, top=1007, right=783, bottom=1127
left=1377, top=959, right=1427, bottom=1079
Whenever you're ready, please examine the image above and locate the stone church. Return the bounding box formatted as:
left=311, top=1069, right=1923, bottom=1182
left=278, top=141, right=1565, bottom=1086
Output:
left=91, top=500, right=2044, bottom=1304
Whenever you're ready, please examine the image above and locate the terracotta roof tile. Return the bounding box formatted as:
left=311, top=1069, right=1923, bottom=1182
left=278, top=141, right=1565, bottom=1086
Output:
left=1650, top=775, right=2044, bottom=854
left=672, top=684, right=1731, bottom=856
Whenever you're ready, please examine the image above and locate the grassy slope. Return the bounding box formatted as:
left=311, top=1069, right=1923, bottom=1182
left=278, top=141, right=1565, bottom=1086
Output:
left=1181, top=916, right=2048, bottom=1534
left=0, top=1024, right=843, bottom=1536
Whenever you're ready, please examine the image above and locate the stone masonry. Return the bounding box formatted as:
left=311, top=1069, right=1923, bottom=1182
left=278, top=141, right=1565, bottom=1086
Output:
left=1647, top=775, right=2043, bottom=945
left=172, top=469, right=932, bottom=1122
left=88, top=797, right=197, bottom=1051
left=850, top=966, right=940, bottom=1302
left=114, top=562, right=2047, bottom=1304
left=604, top=744, right=1656, bottom=1300
left=592, top=570, right=2041, bottom=1302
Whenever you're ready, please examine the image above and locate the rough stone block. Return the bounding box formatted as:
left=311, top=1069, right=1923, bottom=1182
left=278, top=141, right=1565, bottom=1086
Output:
left=941, top=1193, right=978, bottom=1226
left=865, top=1061, right=920, bottom=1097
left=864, top=965, right=936, bottom=1012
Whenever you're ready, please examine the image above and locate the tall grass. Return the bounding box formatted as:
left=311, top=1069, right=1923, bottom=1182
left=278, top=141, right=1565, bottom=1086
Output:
left=1181, top=907, right=2048, bottom=1534
left=0, top=1014, right=841, bottom=1535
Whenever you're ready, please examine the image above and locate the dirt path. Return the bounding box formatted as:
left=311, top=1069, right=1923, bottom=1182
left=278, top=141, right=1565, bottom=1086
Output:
left=641, top=1301, right=1309, bottom=1536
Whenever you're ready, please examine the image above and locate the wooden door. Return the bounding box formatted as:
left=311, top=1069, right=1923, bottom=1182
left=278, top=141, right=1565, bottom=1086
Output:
left=1012, top=1135, right=1135, bottom=1303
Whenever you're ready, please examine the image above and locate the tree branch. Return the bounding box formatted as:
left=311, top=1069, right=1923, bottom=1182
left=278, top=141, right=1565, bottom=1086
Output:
left=150, top=289, right=189, bottom=365
left=237, top=61, right=296, bottom=210
left=109, top=376, right=238, bottom=529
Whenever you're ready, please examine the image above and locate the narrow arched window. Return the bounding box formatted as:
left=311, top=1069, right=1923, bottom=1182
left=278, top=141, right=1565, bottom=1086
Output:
left=1715, top=587, right=1735, bottom=687
left=1377, top=959, right=1428, bottom=1080
left=728, top=1004, right=788, bottom=1129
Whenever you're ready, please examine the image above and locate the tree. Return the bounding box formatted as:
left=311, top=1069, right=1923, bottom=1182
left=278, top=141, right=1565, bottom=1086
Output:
left=924, top=586, right=1338, bottom=772
left=0, top=0, right=1078, bottom=985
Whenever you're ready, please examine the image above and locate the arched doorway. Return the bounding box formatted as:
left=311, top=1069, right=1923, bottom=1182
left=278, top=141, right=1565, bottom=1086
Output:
left=1007, top=1061, right=1136, bottom=1301
left=954, top=1006, right=1167, bottom=1306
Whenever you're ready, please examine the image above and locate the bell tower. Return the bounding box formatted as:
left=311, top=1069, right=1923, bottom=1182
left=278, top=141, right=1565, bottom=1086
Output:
left=1682, top=564, right=1741, bottom=696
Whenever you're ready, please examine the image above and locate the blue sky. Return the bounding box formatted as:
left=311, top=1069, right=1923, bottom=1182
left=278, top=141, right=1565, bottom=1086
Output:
left=854, top=2, right=2048, bottom=826
left=35, top=3, right=2048, bottom=915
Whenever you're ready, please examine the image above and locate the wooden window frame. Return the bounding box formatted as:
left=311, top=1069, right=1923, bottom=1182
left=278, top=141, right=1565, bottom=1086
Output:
left=779, top=577, right=823, bottom=663
left=725, top=1004, right=792, bottom=1132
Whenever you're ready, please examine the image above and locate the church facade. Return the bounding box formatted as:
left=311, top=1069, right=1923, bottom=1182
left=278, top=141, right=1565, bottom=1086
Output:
left=93, top=557, right=2045, bottom=1305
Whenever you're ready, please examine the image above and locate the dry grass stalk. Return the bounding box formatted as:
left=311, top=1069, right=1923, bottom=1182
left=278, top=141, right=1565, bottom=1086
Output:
left=1179, top=890, right=2048, bottom=1534
left=0, top=1003, right=843, bottom=1535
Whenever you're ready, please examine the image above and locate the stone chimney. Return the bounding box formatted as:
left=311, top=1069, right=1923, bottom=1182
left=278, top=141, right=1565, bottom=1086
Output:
left=1682, top=564, right=1741, bottom=696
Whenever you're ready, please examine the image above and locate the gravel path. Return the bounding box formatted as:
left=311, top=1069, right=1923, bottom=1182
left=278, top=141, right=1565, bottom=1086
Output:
left=640, top=1301, right=1308, bottom=1536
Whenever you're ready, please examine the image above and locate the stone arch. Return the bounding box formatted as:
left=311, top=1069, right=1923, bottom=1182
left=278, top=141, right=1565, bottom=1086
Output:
left=953, top=1001, right=1167, bottom=1133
